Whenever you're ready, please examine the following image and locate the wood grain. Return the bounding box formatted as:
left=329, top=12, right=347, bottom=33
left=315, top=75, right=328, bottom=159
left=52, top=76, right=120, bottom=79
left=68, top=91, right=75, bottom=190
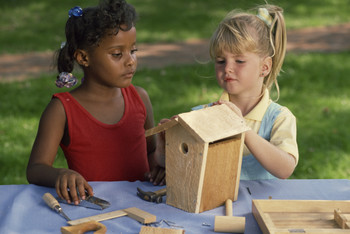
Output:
left=252, top=200, right=350, bottom=234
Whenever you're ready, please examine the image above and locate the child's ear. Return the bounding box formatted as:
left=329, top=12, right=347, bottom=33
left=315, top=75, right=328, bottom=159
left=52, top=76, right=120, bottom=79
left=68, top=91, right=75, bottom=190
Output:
left=74, top=49, right=89, bottom=67
left=261, top=56, right=272, bottom=76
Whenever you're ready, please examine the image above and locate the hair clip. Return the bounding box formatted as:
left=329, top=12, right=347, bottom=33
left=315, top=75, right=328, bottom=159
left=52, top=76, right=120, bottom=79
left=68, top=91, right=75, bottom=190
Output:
left=60, top=41, right=66, bottom=49
left=56, top=72, right=78, bottom=88
left=257, top=8, right=272, bottom=27
left=68, top=6, right=83, bottom=18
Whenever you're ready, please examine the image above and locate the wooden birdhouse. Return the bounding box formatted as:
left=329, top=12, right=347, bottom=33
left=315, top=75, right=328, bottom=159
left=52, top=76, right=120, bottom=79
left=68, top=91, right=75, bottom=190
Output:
left=145, top=104, right=249, bottom=213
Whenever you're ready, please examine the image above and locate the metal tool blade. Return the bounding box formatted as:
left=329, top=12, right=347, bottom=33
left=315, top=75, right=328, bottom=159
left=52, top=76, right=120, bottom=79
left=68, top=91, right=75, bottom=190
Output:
left=43, top=193, right=71, bottom=221
left=57, top=194, right=110, bottom=210
left=58, top=208, right=71, bottom=221
left=85, top=195, right=110, bottom=209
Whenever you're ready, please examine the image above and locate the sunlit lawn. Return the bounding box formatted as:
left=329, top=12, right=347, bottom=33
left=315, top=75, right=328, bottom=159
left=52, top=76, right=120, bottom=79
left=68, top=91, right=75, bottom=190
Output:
left=1, top=52, right=350, bottom=184
left=1, top=0, right=350, bottom=184
left=1, top=0, right=349, bottom=53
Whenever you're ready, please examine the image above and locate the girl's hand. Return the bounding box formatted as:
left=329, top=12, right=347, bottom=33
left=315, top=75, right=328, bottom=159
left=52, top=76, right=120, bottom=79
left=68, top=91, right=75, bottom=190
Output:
left=144, top=117, right=176, bottom=185
left=144, top=150, right=165, bottom=185
left=151, top=117, right=175, bottom=167
left=213, top=100, right=244, bottom=119
left=145, top=131, right=167, bottom=185
left=55, top=169, right=93, bottom=205
left=145, top=166, right=166, bottom=186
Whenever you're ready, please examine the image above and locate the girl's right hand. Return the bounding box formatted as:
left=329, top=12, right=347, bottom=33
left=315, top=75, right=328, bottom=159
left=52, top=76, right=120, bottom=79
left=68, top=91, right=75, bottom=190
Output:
left=55, top=169, right=93, bottom=205
left=213, top=100, right=244, bottom=120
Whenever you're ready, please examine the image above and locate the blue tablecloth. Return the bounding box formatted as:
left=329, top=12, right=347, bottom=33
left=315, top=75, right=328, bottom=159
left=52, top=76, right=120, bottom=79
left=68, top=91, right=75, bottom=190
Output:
left=0, top=179, right=349, bottom=233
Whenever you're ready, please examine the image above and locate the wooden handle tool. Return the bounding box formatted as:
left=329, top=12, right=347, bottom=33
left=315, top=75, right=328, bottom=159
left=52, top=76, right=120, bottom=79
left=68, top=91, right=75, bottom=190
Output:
left=43, top=193, right=108, bottom=233
left=43, top=193, right=71, bottom=221
left=214, top=199, right=245, bottom=233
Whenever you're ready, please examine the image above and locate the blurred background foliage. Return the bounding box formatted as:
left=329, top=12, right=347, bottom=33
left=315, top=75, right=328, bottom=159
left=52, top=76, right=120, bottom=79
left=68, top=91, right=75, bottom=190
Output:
left=0, top=0, right=349, bottom=184
left=1, top=0, right=349, bottom=53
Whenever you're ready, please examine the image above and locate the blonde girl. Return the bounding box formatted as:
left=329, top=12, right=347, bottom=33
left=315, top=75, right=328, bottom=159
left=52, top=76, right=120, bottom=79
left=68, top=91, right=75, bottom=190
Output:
left=209, top=5, right=298, bottom=180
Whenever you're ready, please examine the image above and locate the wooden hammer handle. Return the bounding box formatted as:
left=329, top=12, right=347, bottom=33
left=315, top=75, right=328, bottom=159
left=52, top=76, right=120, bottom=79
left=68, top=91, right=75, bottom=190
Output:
left=214, top=199, right=245, bottom=233
left=225, top=199, right=233, bottom=217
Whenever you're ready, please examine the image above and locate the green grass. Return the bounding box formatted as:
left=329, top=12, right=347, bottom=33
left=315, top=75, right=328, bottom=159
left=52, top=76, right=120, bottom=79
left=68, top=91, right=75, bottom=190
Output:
left=277, top=52, right=350, bottom=179
left=1, top=0, right=350, bottom=53
left=1, top=0, right=350, bottom=184
left=1, top=52, right=350, bottom=184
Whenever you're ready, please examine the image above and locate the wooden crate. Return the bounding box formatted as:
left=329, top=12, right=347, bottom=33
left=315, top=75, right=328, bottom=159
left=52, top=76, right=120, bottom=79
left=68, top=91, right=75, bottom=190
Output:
left=252, top=199, right=350, bottom=234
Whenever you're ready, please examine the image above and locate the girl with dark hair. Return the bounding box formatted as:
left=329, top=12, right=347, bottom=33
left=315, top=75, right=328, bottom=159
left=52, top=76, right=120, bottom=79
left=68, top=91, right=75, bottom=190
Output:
left=27, top=0, right=164, bottom=205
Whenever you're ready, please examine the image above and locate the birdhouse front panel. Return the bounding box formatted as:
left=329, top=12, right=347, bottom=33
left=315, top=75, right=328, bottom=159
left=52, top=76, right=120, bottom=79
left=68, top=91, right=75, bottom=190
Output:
left=165, top=123, right=209, bottom=213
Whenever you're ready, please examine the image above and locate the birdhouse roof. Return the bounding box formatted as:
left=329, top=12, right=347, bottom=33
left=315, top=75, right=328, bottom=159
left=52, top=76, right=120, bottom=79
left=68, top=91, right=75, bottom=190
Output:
left=145, top=104, right=249, bottom=143
left=177, top=104, right=249, bottom=143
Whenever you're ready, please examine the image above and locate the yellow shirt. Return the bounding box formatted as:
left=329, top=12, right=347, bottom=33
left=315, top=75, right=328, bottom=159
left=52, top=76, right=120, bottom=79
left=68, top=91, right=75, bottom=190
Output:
left=220, top=89, right=299, bottom=164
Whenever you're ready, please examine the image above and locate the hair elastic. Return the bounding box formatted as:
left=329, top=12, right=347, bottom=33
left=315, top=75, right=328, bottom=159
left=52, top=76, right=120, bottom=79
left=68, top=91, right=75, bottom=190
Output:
left=257, top=8, right=272, bottom=27
left=68, top=6, right=83, bottom=18
left=56, top=72, right=78, bottom=88
left=60, top=41, right=66, bottom=49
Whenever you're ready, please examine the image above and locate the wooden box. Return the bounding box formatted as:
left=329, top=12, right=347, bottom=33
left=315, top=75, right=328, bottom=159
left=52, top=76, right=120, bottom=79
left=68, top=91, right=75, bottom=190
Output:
left=252, top=199, right=350, bottom=234
left=146, top=105, right=249, bottom=213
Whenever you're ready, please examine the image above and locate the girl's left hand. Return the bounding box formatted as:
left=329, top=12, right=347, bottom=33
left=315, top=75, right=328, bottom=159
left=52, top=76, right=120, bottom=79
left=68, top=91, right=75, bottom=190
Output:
left=55, top=169, right=93, bottom=205
left=145, top=166, right=165, bottom=186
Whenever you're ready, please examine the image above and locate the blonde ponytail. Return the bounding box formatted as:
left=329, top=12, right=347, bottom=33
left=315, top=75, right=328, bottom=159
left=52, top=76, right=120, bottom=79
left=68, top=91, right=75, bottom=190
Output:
left=262, top=5, right=287, bottom=99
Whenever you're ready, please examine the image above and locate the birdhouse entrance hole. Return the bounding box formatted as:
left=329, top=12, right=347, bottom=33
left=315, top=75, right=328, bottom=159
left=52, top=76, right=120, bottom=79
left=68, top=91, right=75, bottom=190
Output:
left=180, top=142, right=189, bottom=154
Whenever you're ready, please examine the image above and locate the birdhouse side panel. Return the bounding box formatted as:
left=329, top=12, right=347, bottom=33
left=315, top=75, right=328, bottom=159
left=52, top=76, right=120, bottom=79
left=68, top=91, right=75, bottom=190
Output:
left=199, top=134, right=245, bottom=212
left=165, top=125, right=208, bottom=213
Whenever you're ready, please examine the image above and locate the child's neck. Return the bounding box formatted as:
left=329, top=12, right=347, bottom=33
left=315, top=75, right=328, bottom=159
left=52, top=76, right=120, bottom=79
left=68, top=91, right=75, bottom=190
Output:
left=229, top=93, right=263, bottom=117
left=74, top=81, right=123, bottom=100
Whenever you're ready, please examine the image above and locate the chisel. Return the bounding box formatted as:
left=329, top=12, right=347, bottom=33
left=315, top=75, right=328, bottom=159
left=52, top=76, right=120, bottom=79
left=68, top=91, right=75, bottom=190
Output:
left=43, top=193, right=71, bottom=221
left=43, top=192, right=107, bottom=233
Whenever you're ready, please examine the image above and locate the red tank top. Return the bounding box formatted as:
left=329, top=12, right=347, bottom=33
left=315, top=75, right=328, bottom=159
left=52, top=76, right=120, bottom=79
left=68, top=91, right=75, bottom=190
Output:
left=53, top=85, right=149, bottom=181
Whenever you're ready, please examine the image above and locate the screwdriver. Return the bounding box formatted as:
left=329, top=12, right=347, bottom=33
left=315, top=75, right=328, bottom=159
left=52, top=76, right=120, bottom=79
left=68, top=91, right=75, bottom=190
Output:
left=43, top=193, right=71, bottom=221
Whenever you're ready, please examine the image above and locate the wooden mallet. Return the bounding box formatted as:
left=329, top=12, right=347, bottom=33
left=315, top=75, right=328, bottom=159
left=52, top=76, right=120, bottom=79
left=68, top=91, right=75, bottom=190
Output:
left=214, top=199, right=245, bottom=233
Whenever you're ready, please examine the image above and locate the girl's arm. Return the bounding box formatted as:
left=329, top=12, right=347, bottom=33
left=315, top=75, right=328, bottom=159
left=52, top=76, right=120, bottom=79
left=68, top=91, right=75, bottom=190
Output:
left=218, top=100, right=297, bottom=179
left=244, top=130, right=296, bottom=179
left=26, top=98, right=92, bottom=204
left=135, top=86, right=165, bottom=185
left=27, top=98, right=67, bottom=186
